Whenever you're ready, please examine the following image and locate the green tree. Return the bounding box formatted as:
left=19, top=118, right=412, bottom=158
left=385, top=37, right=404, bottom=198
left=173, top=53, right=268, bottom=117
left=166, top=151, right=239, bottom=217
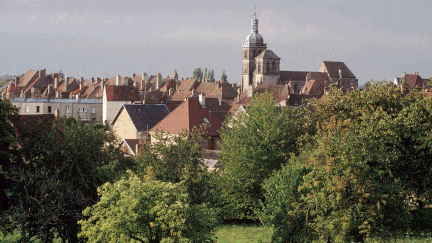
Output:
left=0, top=99, right=18, bottom=235
left=6, top=117, right=121, bottom=242
left=219, top=92, right=307, bottom=220
left=192, top=67, right=203, bottom=82
left=79, top=173, right=216, bottom=243
left=261, top=82, right=432, bottom=242
left=221, top=70, right=227, bottom=82
left=210, top=70, right=215, bottom=82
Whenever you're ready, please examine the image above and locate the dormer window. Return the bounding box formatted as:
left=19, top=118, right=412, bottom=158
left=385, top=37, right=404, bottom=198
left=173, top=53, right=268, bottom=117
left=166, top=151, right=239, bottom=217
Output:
left=203, top=118, right=210, bottom=125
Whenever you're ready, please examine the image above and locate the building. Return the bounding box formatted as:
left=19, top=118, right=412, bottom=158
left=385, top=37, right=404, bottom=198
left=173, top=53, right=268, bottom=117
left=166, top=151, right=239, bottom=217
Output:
left=103, top=84, right=140, bottom=124
left=240, top=13, right=358, bottom=94
left=149, top=97, right=224, bottom=151
left=10, top=98, right=103, bottom=122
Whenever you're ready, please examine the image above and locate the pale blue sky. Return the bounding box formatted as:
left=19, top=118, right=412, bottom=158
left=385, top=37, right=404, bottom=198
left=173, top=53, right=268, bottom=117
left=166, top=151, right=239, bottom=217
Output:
left=1, top=0, right=431, bottom=85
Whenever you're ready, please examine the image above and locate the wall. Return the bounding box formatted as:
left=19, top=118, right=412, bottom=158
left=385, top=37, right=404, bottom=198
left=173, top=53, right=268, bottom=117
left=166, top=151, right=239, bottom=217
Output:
left=112, top=109, right=138, bottom=140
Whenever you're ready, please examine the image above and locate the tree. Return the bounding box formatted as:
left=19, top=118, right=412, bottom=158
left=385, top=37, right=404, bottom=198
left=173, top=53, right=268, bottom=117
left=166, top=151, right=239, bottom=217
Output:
left=0, top=99, right=18, bottom=234
left=5, top=117, right=121, bottom=242
left=261, top=82, right=432, bottom=242
left=80, top=129, right=219, bottom=242
left=79, top=174, right=216, bottom=243
left=192, top=67, right=202, bottom=82
left=210, top=70, right=215, bottom=82
left=221, top=70, right=227, bottom=82
left=219, top=92, right=307, bottom=220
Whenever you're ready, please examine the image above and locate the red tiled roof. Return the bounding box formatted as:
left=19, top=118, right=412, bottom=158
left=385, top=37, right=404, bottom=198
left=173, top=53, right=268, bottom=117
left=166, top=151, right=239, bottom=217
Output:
left=321, top=61, right=356, bottom=78
left=150, top=98, right=223, bottom=136
left=16, top=70, right=38, bottom=87
left=7, top=82, right=15, bottom=92
left=405, top=74, right=425, bottom=89
left=280, top=71, right=310, bottom=82
left=177, top=78, right=198, bottom=91
left=105, top=85, right=140, bottom=101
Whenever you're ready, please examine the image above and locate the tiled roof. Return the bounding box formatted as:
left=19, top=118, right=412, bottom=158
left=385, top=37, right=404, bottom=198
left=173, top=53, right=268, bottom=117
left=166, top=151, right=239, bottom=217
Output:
left=167, top=90, right=199, bottom=101
left=280, top=71, right=311, bottom=82
left=105, top=85, right=140, bottom=101
left=405, top=74, right=425, bottom=89
left=177, top=78, right=198, bottom=91
left=113, top=104, right=170, bottom=131
left=16, top=70, right=38, bottom=87
left=321, top=61, right=356, bottom=78
left=255, top=50, right=280, bottom=59
left=283, top=94, right=317, bottom=107
left=7, top=82, right=15, bottom=92
left=123, top=139, right=140, bottom=156
left=150, top=98, right=224, bottom=137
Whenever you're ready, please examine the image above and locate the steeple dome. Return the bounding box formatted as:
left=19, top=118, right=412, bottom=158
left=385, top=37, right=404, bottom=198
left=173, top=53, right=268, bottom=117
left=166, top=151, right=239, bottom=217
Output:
left=242, top=12, right=266, bottom=47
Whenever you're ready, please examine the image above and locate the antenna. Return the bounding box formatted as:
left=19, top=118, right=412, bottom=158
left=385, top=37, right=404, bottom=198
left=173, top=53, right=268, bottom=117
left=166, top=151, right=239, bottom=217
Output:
left=254, top=5, right=256, bottom=18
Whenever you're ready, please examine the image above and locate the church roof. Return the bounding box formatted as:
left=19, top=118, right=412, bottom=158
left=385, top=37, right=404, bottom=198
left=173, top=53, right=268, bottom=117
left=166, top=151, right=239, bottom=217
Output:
left=255, top=50, right=280, bottom=60
left=320, top=61, right=356, bottom=79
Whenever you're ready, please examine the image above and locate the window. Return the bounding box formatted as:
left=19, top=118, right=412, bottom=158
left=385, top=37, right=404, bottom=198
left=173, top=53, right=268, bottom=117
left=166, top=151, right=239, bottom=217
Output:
left=47, top=106, right=52, bottom=113
left=25, top=105, right=29, bottom=113
left=202, top=118, right=210, bottom=125
left=66, top=106, right=70, bottom=114
left=91, top=106, right=95, bottom=114
left=208, top=138, right=216, bottom=150
left=79, top=107, right=87, bottom=113
left=36, top=106, right=40, bottom=113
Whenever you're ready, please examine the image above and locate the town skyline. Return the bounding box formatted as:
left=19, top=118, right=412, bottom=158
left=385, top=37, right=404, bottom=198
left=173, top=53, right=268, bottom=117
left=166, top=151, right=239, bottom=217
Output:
left=1, top=0, right=432, bottom=85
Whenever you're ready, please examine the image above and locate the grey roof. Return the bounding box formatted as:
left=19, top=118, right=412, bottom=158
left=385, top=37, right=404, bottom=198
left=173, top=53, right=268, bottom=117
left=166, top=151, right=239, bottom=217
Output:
left=10, top=98, right=103, bottom=104
left=255, top=50, right=280, bottom=59
left=120, top=104, right=170, bottom=132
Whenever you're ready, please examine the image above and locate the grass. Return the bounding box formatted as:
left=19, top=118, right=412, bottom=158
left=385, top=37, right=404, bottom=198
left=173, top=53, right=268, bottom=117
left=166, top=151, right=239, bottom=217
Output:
left=214, top=224, right=273, bottom=243
left=213, top=224, right=432, bottom=243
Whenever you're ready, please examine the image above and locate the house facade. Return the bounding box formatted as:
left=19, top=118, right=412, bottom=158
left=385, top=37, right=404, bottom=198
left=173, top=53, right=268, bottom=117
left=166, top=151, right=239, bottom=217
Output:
left=10, top=98, right=103, bottom=122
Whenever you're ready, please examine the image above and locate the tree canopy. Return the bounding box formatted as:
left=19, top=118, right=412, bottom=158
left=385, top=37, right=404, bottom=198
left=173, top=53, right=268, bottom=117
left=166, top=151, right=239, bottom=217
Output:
left=219, top=92, right=307, bottom=220
left=261, top=82, right=432, bottom=242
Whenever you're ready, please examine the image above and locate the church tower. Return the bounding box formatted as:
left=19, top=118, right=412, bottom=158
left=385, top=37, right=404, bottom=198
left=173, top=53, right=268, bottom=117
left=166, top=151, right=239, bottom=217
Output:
left=241, top=13, right=267, bottom=92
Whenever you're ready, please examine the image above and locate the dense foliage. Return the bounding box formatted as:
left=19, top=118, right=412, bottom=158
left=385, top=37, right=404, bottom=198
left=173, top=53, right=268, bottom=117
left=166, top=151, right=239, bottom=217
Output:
left=80, top=130, right=218, bottom=242
left=219, top=92, right=307, bottom=220
left=261, top=82, right=432, bottom=242
left=1, top=115, right=121, bottom=242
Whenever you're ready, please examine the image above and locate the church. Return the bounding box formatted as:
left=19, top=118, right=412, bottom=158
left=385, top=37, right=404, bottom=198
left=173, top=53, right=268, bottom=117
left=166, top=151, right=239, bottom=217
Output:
left=241, top=13, right=358, bottom=94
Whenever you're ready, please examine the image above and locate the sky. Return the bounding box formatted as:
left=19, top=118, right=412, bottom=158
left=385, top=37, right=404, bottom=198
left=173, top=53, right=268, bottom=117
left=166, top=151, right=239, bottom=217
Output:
left=1, top=0, right=432, bottom=85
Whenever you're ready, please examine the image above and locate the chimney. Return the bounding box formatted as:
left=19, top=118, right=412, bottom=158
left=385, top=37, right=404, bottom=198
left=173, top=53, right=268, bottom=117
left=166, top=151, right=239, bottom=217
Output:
left=91, top=77, right=95, bottom=84
left=156, top=73, right=162, bottom=89
left=199, top=92, right=206, bottom=107
left=247, top=85, right=254, bottom=97
left=116, top=75, right=121, bottom=86
left=39, top=70, right=42, bottom=77
left=217, top=81, right=221, bottom=89
left=285, top=83, right=290, bottom=94
left=174, top=70, right=178, bottom=81
left=124, top=77, right=129, bottom=86
left=13, top=77, right=18, bottom=86
left=306, top=73, right=311, bottom=83
left=142, top=72, right=147, bottom=82
left=338, top=69, right=342, bottom=80
left=79, top=83, right=82, bottom=91
left=402, top=71, right=406, bottom=78
left=65, top=77, right=69, bottom=92
left=168, top=88, right=174, bottom=96
left=80, top=77, right=84, bottom=83
left=217, top=96, right=222, bottom=106
left=133, top=73, right=136, bottom=78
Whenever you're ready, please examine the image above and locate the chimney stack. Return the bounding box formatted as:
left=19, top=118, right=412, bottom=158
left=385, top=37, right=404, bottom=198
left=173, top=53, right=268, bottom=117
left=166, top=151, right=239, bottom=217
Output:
left=116, top=75, right=121, bottom=86
left=199, top=92, right=206, bottom=107
left=124, top=77, right=129, bottom=86
left=65, top=77, right=69, bottom=92
left=156, top=73, right=162, bottom=89
left=168, top=88, right=174, bottom=96
left=338, top=69, right=342, bottom=80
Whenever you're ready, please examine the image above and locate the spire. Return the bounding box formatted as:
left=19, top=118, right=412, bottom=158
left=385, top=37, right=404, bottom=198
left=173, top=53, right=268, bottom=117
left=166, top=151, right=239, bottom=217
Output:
left=252, top=6, right=258, bottom=34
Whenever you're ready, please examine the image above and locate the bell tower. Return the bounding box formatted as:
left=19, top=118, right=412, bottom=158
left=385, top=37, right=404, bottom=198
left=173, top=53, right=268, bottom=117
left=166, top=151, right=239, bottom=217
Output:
left=241, top=12, right=267, bottom=92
